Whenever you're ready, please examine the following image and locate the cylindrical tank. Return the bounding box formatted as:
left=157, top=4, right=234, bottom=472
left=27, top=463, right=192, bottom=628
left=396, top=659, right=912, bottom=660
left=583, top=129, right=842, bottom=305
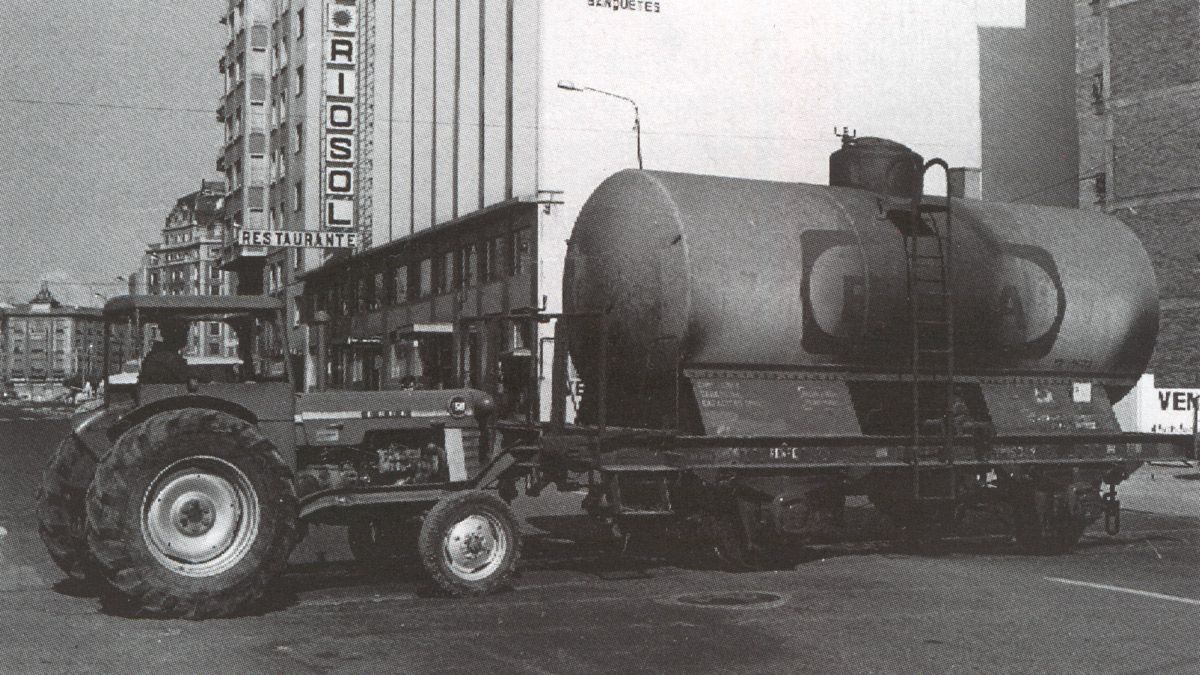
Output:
left=829, top=136, right=923, bottom=198
left=563, top=169, right=1159, bottom=425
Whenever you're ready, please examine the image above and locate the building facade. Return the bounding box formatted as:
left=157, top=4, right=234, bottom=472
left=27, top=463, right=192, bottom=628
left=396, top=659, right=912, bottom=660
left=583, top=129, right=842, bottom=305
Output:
left=217, top=0, right=326, bottom=389
left=0, top=285, right=109, bottom=401
left=297, top=0, right=1048, bottom=421
left=1076, top=0, right=1200, bottom=388
left=144, top=180, right=238, bottom=358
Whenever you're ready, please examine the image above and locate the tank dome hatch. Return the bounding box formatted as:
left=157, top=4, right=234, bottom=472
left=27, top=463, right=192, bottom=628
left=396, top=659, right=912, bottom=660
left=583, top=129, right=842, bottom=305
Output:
left=829, top=136, right=924, bottom=198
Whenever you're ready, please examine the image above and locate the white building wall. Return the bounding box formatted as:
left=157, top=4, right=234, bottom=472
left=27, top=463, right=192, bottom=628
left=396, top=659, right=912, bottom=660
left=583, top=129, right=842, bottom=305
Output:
left=457, top=0, right=484, bottom=217
left=360, top=0, right=539, bottom=241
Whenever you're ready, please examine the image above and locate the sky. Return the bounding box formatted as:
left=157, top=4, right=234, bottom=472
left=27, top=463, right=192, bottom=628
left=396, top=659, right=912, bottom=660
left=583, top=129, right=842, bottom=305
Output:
left=0, top=0, right=1024, bottom=309
left=0, top=1, right=223, bottom=307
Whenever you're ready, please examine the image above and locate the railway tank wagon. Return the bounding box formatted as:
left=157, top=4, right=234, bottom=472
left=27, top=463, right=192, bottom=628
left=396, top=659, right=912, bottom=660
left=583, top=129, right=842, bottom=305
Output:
left=558, top=138, right=1182, bottom=562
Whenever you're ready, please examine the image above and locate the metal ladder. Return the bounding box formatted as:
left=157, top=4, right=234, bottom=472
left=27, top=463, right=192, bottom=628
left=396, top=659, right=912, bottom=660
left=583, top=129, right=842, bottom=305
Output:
left=904, top=159, right=955, bottom=500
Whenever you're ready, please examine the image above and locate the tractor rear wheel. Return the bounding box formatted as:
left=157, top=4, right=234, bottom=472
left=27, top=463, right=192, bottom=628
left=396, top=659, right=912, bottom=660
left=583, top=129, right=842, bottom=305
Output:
left=37, top=436, right=97, bottom=583
left=86, top=408, right=299, bottom=618
left=418, top=491, right=520, bottom=596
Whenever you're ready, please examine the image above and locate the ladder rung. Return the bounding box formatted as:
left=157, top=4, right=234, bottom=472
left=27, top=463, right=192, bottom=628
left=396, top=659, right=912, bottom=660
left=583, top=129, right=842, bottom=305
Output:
left=916, top=319, right=949, bottom=325
left=919, top=348, right=953, bottom=354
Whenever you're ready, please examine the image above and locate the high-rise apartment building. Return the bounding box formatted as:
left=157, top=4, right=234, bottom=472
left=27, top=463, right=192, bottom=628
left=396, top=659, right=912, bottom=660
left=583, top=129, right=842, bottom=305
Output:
left=216, top=0, right=326, bottom=389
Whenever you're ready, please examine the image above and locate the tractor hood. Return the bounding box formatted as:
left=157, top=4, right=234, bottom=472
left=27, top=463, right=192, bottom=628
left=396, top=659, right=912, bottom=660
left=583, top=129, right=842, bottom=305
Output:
left=295, top=388, right=495, bottom=446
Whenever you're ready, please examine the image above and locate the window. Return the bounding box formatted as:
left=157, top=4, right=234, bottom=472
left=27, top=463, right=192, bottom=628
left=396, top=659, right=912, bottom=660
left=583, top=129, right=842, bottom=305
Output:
left=209, top=322, right=221, bottom=337
left=394, top=265, right=408, bottom=303
left=512, top=228, right=532, bottom=276
left=296, top=8, right=305, bottom=37
left=486, top=235, right=504, bottom=282
left=406, top=265, right=421, bottom=301
left=431, top=255, right=446, bottom=295
left=443, top=251, right=456, bottom=292
left=461, top=244, right=478, bottom=288
left=419, top=259, right=432, bottom=298
left=295, top=65, right=304, bottom=97
left=294, top=181, right=303, bottom=212
left=294, top=122, right=303, bottom=154
left=373, top=272, right=384, bottom=310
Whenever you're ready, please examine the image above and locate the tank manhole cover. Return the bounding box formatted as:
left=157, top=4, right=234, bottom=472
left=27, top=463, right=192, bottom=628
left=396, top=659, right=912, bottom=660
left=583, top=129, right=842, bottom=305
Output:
left=671, top=591, right=785, bottom=609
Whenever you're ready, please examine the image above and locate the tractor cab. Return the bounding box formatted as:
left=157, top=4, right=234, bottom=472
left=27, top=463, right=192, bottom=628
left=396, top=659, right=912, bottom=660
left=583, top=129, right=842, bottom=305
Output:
left=101, top=294, right=292, bottom=411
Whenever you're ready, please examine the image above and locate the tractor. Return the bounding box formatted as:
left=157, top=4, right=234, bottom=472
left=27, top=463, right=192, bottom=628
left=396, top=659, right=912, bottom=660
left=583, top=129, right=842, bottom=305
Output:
left=37, top=295, right=516, bottom=618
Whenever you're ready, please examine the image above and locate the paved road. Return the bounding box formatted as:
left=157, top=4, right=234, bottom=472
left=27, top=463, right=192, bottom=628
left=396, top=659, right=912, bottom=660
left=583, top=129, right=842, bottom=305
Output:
left=3, top=404, right=1200, bottom=672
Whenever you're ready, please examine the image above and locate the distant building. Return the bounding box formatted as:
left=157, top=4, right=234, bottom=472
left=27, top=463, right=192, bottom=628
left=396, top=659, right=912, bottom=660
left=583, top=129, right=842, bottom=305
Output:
left=0, top=284, right=111, bottom=401
left=1076, top=0, right=1200, bottom=386
left=144, top=180, right=237, bottom=358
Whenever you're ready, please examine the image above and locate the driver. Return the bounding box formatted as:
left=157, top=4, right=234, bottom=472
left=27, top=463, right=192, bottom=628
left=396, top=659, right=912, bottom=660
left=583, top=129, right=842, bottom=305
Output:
left=140, top=319, right=191, bottom=384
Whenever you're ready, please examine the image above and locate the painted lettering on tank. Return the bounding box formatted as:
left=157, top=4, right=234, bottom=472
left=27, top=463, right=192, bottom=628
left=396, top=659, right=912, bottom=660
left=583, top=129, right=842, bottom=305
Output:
left=800, top=229, right=865, bottom=354
left=987, top=242, right=1066, bottom=360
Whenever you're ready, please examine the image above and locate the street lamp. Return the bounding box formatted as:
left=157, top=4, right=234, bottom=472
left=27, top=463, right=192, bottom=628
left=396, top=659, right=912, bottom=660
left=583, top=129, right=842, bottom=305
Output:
left=557, top=80, right=642, bottom=170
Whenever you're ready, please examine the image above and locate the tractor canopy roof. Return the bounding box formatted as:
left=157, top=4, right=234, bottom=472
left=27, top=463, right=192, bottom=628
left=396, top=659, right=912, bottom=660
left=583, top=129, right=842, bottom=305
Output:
left=103, top=295, right=284, bottom=322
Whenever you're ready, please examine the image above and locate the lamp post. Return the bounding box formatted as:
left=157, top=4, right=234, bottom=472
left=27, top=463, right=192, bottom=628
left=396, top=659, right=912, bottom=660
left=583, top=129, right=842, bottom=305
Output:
left=557, top=80, right=642, bottom=170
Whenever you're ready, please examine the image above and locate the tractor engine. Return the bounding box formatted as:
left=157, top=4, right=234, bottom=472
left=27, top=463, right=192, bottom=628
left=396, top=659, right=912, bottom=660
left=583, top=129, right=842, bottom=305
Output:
left=296, top=432, right=450, bottom=497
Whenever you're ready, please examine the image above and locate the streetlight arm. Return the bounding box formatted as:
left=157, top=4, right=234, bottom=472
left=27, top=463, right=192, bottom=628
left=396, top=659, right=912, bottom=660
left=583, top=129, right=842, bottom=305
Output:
left=557, top=80, right=643, bottom=170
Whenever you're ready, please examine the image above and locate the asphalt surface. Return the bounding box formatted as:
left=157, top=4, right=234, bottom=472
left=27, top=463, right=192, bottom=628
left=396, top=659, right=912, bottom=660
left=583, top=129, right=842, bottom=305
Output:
left=4, top=403, right=1200, bottom=672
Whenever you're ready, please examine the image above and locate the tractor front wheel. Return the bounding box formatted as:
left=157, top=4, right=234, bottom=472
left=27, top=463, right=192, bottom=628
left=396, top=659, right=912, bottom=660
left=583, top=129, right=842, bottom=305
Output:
left=418, top=491, right=520, bottom=596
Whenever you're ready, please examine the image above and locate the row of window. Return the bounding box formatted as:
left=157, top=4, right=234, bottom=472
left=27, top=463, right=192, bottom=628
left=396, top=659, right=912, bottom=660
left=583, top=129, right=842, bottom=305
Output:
left=312, top=228, right=534, bottom=318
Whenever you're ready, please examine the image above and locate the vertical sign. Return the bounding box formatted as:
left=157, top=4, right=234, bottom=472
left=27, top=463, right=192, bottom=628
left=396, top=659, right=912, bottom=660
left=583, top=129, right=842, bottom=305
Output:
left=323, top=2, right=358, bottom=230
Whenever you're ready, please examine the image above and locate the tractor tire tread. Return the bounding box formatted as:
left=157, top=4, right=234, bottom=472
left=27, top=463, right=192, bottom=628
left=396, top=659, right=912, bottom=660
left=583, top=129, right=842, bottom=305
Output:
left=86, top=407, right=298, bottom=619
left=418, top=490, right=520, bottom=597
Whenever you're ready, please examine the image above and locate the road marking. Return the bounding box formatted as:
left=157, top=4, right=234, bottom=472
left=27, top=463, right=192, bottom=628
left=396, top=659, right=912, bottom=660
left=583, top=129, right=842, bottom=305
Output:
left=1047, top=577, right=1200, bottom=606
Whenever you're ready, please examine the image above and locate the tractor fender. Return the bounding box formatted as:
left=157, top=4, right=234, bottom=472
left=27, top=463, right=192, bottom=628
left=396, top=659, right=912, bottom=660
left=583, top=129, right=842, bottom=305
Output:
left=107, top=395, right=258, bottom=445
left=70, top=400, right=133, bottom=461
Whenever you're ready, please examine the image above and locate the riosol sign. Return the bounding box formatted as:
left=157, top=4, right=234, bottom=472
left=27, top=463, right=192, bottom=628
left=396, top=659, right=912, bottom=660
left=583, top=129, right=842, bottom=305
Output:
left=324, top=2, right=357, bottom=231
left=239, top=229, right=357, bottom=248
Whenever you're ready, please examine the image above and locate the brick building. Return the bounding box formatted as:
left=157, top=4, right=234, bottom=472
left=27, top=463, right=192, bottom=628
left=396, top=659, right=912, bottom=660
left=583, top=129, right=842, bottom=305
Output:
left=1076, top=0, right=1200, bottom=387
left=0, top=284, right=110, bottom=401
